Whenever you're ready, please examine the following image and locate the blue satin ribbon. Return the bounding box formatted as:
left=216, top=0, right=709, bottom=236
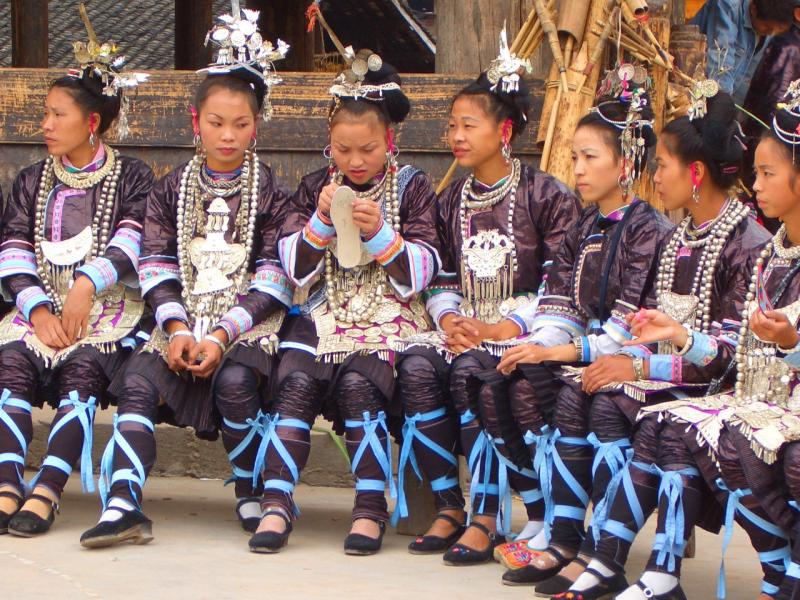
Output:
left=0, top=388, right=32, bottom=489
left=587, top=433, right=632, bottom=543
left=392, top=407, right=457, bottom=527
left=653, top=466, right=699, bottom=573
left=98, top=413, right=154, bottom=509
left=29, top=391, right=96, bottom=493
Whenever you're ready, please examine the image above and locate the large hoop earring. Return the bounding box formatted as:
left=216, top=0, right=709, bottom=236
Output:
left=249, top=137, right=257, bottom=151
left=323, top=145, right=332, bottom=159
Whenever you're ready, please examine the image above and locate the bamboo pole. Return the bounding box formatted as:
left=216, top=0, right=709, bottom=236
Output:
left=578, top=4, right=619, bottom=91
left=533, top=0, right=569, bottom=93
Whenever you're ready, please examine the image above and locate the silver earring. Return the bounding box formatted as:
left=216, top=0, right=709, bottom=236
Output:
left=194, top=133, right=203, bottom=154
left=692, top=183, right=700, bottom=203
left=502, top=140, right=512, bottom=163
left=89, top=131, right=96, bottom=148
left=249, top=137, right=257, bottom=151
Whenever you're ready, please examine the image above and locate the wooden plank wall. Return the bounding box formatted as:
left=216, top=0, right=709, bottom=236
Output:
left=0, top=69, right=545, bottom=197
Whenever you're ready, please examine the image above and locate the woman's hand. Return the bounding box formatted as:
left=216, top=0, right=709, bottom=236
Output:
left=353, top=198, right=383, bottom=236
left=496, top=344, right=551, bottom=375
left=61, top=275, right=95, bottom=343
left=318, top=181, right=339, bottom=218
left=29, top=305, right=71, bottom=349
left=624, top=309, right=687, bottom=348
left=187, top=332, right=226, bottom=379
left=441, top=314, right=479, bottom=354
left=751, top=310, right=800, bottom=349
left=581, top=355, right=635, bottom=394
left=165, top=322, right=195, bottom=373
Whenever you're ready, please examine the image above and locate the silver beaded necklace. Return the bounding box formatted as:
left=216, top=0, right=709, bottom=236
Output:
left=175, top=150, right=260, bottom=325
left=33, top=145, right=121, bottom=314
left=458, top=158, right=521, bottom=274
left=656, top=198, right=749, bottom=332
left=324, top=157, right=401, bottom=324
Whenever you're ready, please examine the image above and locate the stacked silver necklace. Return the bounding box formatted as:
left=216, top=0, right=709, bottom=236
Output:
left=459, top=158, right=521, bottom=273
left=176, top=150, right=259, bottom=321
left=735, top=228, right=798, bottom=403
left=33, top=145, right=121, bottom=314
left=656, top=198, right=749, bottom=332
left=198, top=165, right=242, bottom=198
left=324, top=159, right=400, bottom=323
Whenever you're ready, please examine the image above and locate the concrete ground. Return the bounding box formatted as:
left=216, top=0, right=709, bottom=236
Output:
left=0, top=476, right=763, bottom=600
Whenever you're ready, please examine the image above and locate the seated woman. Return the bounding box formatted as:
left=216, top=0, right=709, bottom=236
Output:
left=256, top=51, right=441, bottom=555
left=631, top=80, right=800, bottom=600
left=394, top=30, right=580, bottom=565
left=79, top=8, right=291, bottom=548
left=487, top=66, right=672, bottom=591
left=554, top=87, right=772, bottom=599
left=0, top=28, right=152, bottom=536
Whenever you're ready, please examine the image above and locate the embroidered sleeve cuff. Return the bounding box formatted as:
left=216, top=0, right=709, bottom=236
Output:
left=682, top=331, right=718, bottom=367
left=139, top=256, right=181, bottom=296
left=0, top=247, right=38, bottom=279
left=213, top=306, right=254, bottom=343
left=250, top=261, right=293, bottom=307
left=508, top=314, right=528, bottom=336
left=602, top=311, right=634, bottom=345
left=426, top=290, right=463, bottom=329
left=302, top=211, right=336, bottom=250
left=77, top=257, right=118, bottom=293
left=155, top=301, right=189, bottom=331
left=586, top=333, right=623, bottom=362
left=648, top=354, right=682, bottom=383
left=528, top=325, right=572, bottom=348
left=363, top=220, right=405, bottom=265
left=16, top=286, right=51, bottom=321
left=106, top=226, right=143, bottom=270
left=405, top=241, right=436, bottom=292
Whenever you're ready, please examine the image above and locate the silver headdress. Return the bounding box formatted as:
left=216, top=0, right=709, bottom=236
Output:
left=591, top=63, right=655, bottom=193
left=70, top=36, right=148, bottom=140
left=773, top=79, right=800, bottom=162
left=200, top=5, right=289, bottom=122
left=486, top=25, right=532, bottom=95
left=687, top=78, right=720, bottom=121
left=329, top=47, right=400, bottom=101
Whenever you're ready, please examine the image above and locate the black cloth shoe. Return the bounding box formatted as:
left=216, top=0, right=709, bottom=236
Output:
left=8, top=493, right=58, bottom=537
left=344, top=520, right=386, bottom=556
left=80, top=509, right=154, bottom=548
left=235, top=497, right=261, bottom=534
left=502, top=546, right=574, bottom=585
left=550, top=568, right=628, bottom=599
left=249, top=509, right=293, bottom=554
left=533, top=555, right=590, bottom=597
left=408, top=512, right=466, bottom=555
left=616, top=580, right=687, bottom=600
left=443, top=521, right=506, bottom=566
left=0, top=490, right=23, bottom=535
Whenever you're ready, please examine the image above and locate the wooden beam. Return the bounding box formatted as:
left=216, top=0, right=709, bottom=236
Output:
left=174, top=0, right=212, bottom=70
left=11, top=0, right=48, bottom=68
left=0, top=69, right=545, bottom=153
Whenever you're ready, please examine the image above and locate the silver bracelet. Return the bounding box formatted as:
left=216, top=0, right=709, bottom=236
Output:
left=204, top=334, right=227, bottom=353
left=632, top=357, right=645, bottom=381
left=168, top=329, right=194, bottom=344
left=673, top=325, right=694, bottom=356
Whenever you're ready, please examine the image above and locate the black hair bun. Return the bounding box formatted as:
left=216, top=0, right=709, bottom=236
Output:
left=697, top=91, right=743, bottom=168
left=474, top=71, right=531, bottom=136
left=364, top=62, right=410, bottom=124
